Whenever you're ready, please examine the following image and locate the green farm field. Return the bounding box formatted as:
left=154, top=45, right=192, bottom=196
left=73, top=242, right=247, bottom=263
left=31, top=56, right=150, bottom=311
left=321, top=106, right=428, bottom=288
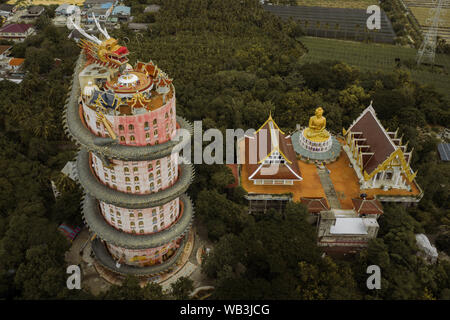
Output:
left=295, top=0, right=377, bottom=9
left=409, top=6, right=450, bottom=28
left=299, top=36, right=450, bottom=98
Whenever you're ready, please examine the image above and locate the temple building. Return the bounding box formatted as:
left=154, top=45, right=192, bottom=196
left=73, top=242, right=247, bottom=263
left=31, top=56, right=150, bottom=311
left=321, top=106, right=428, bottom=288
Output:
left=343, top=103, right=417, bottom=191
left=236, top=104, right=422, bottom=254
left=244, top=114, right=302, bottom=185
left=64, top=18, right=194, bottom=281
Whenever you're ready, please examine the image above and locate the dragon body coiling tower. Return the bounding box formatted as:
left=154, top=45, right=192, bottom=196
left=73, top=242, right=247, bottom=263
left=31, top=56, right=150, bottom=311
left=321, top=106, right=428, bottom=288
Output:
left=64, top=18, right=194, bottom=281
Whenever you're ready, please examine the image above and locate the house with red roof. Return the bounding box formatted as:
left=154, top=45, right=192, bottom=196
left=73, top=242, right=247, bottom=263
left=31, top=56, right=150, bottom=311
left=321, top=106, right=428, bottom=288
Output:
left=0, top=23, right=35, bottom=42
left=351, top=198, right=383, bottom=217
left=0, top=45, right=11, bottom=60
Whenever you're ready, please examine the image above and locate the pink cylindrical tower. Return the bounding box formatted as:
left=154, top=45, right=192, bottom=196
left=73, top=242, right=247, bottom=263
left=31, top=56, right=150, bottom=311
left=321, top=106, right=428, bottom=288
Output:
left=64, top=32, right=194, bottom=279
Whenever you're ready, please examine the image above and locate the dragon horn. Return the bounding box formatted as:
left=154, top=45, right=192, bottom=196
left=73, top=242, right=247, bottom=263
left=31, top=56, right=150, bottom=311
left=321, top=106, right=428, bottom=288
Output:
left=68, top=17, right=102, bottom=45
left=92, top=13, right=110, bottom=40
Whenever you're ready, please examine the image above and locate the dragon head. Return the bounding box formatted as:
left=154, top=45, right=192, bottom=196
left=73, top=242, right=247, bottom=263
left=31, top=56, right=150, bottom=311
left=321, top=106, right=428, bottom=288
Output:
left=70, top=14, right=129, bottom=69
left=97, top=38, right=129, bottom=67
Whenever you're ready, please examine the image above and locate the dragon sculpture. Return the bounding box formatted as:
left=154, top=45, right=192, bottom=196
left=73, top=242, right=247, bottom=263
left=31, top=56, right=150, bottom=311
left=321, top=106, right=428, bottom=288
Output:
left=69, top=14, right=129, bottom=69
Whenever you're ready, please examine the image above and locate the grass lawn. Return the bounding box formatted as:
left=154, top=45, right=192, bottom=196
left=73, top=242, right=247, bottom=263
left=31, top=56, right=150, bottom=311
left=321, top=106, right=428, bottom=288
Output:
left=295, top=0, right=378, bottom=9
left=299, top=36, right=450, bottom=99
left=409, top=6, right=450, bottom=28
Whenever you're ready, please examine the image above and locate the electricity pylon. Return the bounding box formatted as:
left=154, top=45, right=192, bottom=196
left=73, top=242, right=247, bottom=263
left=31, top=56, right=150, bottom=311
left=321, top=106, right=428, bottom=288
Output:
left=416, top=0, right=446, bottom=65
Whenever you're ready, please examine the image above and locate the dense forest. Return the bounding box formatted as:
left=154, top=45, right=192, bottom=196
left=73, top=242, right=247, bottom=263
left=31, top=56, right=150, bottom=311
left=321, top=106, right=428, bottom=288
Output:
left=0, top=0, right=448, bottom=299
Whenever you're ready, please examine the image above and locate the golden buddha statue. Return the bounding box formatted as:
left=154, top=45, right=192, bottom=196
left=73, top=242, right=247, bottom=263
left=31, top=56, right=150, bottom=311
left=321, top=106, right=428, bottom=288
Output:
left=303, top=107, right=330, bottom=142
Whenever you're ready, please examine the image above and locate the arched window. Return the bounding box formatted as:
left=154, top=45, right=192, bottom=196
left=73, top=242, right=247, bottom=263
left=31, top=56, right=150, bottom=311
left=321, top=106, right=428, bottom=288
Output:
left=159, top=213, right=164, bottom=219
left=153, top=225, right=157, bottom=232
left=150, top=182, right=154, bottom=190
left=138, top=212, right=143, bottom=219
left=165, top=112, right=168, bottom=119
left=139, top=221, right=144, bottom=227
left=148, top=163, right=153, bottom=170
left=144, top=122, right=149, bottom=130
left=146, top=132, right=150, bottom=139
left=125, top=177, right=130, bottom=182
left=120, top=136, right=125, bottom=142
left=130, top=221, right=135, bottom=227
left=135, top=186, right=140, bottom=191
left=156, top=160, right=160, bottom=166
left=153, top=119, right=157, bottom=125
left=118, top=220, right=122, bottom=225
left=133, top=167, right=138, bottom=172
left=149, top=173, right=154, bottom=179
left=140, top=229, right=144, bottom=234
left=130, top=135, right=135, bottom=141
left=116, top=212, right=121, bottom=217
left=156, top=170, right=161, bottom=176
left=129, top=124, right=134, bottom=131
left=160, top=222, right=164, bottom=227
left=111, top=175, right=116, bottom=181
left=126, top=186, right=131, bottom=192
left=154, top=130, right=158, bottom=136
left=152, top=217, right=157, bottom=224
left=134, top=176, right=139, bottom=182
left=119, top=125, right=124, bottom=131
left=129, top=213, right=135, bottom=218
left=152, top=209, right=157, bottom=216
left=157, top=179, right=162, bottom=185
left=124, top=167, right=129, bottom=172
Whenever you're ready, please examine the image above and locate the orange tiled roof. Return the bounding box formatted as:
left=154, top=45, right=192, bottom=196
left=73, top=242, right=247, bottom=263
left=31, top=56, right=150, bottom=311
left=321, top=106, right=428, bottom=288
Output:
left=8, top=58, right=24, bottom=66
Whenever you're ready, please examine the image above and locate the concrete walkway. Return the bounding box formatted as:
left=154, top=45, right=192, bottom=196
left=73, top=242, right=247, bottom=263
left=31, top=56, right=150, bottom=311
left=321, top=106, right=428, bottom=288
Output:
left=317, top=167, right=341, bottom=209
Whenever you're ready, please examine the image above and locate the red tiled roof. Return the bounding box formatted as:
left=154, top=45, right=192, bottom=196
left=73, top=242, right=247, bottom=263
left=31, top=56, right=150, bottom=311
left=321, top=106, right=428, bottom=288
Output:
left=0, top=23, right=34, bottom=34
left=352, top=198, right=383, bottom=215
left=0, top=45, right=11, bottom=55
left=347, top=106, right=396, bottom=174
left=245, top=116, right=302, bottom=181
left=226, top=164, right=239, bottom=188
left=300, top=197, right=330, bottom=213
